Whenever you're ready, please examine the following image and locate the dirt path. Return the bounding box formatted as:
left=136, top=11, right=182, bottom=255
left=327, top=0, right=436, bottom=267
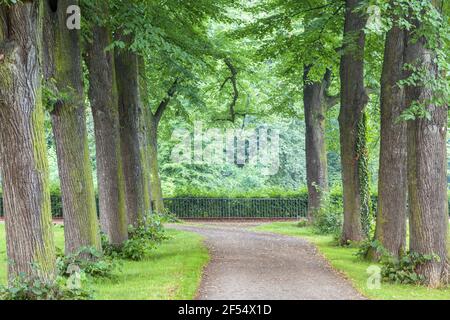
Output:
left=170, top=222, right=364, bottom=300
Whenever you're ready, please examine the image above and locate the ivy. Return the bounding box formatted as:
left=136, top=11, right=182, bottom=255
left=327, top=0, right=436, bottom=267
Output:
left=356, top=112, right=372, bottom=238
left=381, top=252, right=441, bottom=285
left=398, top=62, right=449, bottom=121
left=356, top=240, right=441, bottom=285
left=42, top=78, right=78, bottom=113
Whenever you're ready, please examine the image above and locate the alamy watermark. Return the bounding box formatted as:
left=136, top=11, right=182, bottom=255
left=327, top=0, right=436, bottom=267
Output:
left=170, top=122, right=280, bottom=176
left=366, top=265, right=381, bottom=290
left=66, top=5, right=81, bottom=30
left=366, top=5, right=383, bottom=34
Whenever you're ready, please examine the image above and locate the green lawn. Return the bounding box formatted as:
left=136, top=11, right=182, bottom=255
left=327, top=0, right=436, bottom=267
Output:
left=0, top=223, right=208, bottom=300
left=254, top=222, right=450, bottom=300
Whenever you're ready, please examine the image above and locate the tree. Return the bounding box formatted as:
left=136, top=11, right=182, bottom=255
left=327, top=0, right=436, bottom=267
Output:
left=115, top=34, right=149, bottom=227
left=136, top=57, right=153, bottom=217
left=84, top=0, right=128, bottom=245
left=237, top=0, right=344, bottom=222
left=404, top=0, right=448, bottom=287
left=371, top=5, right=407, bottom=259
left=143, top=73, right=178, bottom=214
left=304, top=67, right=339, bottom=221
left=107, top=0, right=235, bottom=214
left=0, top=0, right=56, bottom=280
left=43, top=0, right=100, bottom=254
left=339, top=0, right=370, bottom=243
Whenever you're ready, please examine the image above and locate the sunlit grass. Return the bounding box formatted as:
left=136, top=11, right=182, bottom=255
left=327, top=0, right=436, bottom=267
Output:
left=254, top=222, right=450, bottom=300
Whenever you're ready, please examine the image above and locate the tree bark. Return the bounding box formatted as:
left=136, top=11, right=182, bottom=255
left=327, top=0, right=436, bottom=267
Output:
left=115, top=36, right=148, bottom=227
left=144, top=78, right=179, bottom=215
left=148, top=120, right=165, bottom=214
left=85, top=23, right=128, bottom=245
left=303, top=66, right=329, bottom=221
left=137, top=58, right=153, bottom=215
left=44, top=0, right=101, bottom=254
left=145, top=78, right=179, bottom=214
left=405, top=0, right=448, bottom=287
left=372, top=25, right=407, bottom=259
left=0, top=1, right=56, bottom=281
left=339, top=0, right=370, bottom=243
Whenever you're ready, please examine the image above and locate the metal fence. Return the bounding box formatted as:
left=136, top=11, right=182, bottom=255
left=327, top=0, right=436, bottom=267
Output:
left=164, top=198, right=308, bottom=219
left=0, top=196, right=307, bottom=219
left=2, top=195, right=450, bottom=219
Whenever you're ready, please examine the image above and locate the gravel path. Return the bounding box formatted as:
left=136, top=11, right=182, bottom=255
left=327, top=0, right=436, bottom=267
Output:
left=170, top=222, right=364, bottom=300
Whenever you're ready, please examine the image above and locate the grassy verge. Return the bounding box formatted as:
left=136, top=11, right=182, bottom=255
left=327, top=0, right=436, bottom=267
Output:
left=0, top=223, right=208, bottom=300
left=254, top=222, right=450, bottom=300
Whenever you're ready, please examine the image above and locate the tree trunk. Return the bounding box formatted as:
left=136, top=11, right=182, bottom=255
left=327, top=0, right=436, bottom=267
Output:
left=85, top=23, right=128, bottom=246
left=405, top=0, right=448, bottom=287
left=137, top=58, right=153, bottom=215
left=148, top=120, right=165, bottom=214
left=0, top=1, right=56, bottom=281
left=372, top=25, right=407, bottom=259
left=140, top=131, right=152, bottom=217
left=303, top=66, right=329, bottom=222
left=339, top=0, right=370, bottom=243
left=115, top=36, right=148, bottom=227
left=45, top=0, right=101, bottom=254
left=145, top=77, right=179, bottom=215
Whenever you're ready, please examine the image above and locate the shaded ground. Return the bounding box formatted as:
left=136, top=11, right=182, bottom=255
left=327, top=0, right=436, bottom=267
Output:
left=170, top=222, right=364, bottom=300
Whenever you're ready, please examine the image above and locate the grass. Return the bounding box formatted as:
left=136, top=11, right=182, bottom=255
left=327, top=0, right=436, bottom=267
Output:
left=254, top=222, right=450, bottom=300
left=0, top=223, right=208, bottom=300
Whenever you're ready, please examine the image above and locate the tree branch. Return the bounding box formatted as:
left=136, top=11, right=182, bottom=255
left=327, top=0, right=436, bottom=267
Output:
left=154, top=78, right=179, bottom=125
left=214, top=111, right=257, bottom=123
left=292, top=2, right=335, bottom=17
left=365, top=86, right=379, bottom=96
left=309, top=4, right=344, bottom=48
left=325, top=93, right=340, bottom=109
left=219, top=58, right=239, bottom=122
left=220, top=76, right=232, bottom=90
left=321, top=69, right=340, bottom=109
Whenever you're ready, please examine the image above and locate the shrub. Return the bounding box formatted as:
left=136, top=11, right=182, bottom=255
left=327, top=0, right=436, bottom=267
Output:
left=355, top=239, right=389, bottom=260
left=356, top=240, right=439, bottom=285
left=296, top=219, right=309, bottom=228
left=168, top=185, right=310, bottom=199
left=56, top=246, right=119, bottom=279
left=119, top=237, right=154, bottom=261
left=158, top=210, right=180, bottom=223
left=313, top=193, right=343, bottom=237
left=0, top=274, right=92, bottom=300
left=381, top=252, right=439, bottom=285
left=121, top=213, right=169, bottom=260
left=103, top=213, right=170, bottom=261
